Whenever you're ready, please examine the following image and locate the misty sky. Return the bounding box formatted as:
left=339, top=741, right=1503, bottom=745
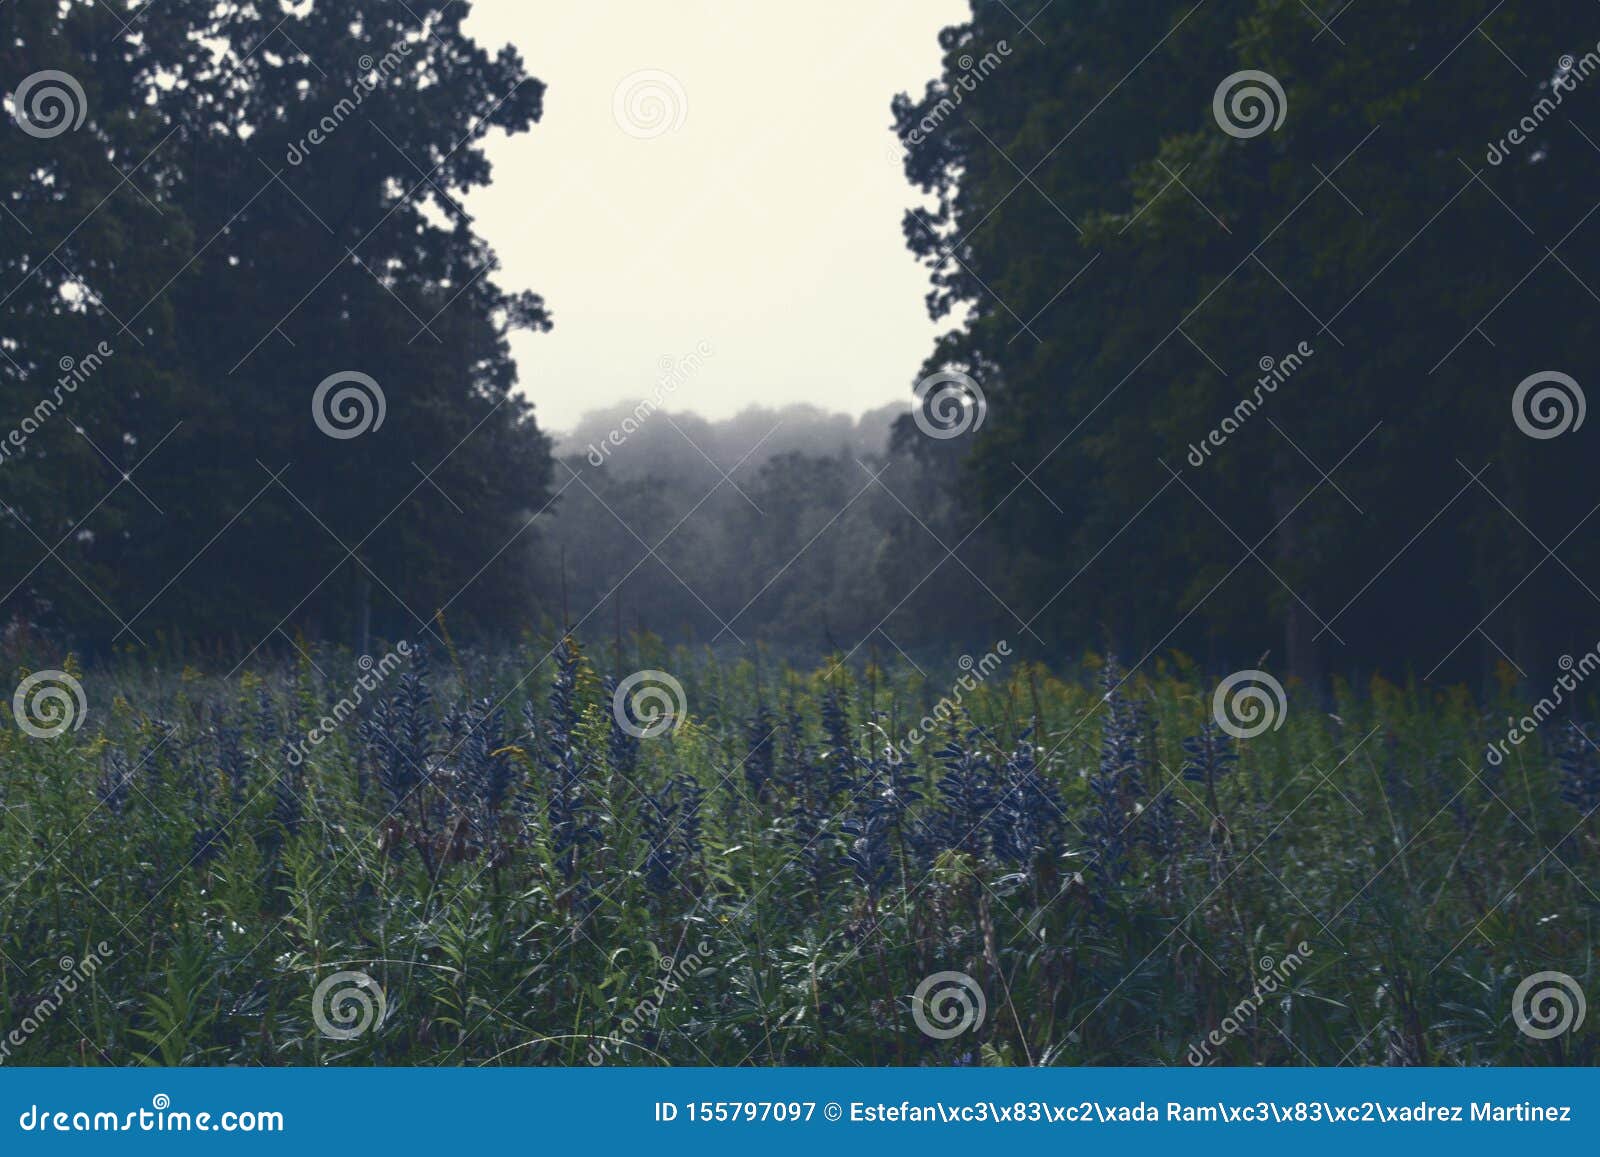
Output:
left=460, top=0, right=966, bottom=433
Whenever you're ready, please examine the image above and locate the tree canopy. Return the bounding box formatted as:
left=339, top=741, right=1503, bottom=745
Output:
left=893, top=0, right=1600, bottom=684
left=2, top=0, right=552, bottom=653
left=7, top=0, right=1598, bottom=689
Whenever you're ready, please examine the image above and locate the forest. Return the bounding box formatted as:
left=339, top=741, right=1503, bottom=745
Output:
left=1, top=0, right=1596, bottom=1068
left=4, top=2, right=1599, bottom=686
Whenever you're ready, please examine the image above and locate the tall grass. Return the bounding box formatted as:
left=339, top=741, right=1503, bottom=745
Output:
left=0, top=636, right=1593, bottom=1065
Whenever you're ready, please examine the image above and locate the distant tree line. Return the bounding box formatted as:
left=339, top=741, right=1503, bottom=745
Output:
left=535, top=403, right=995, bottom=662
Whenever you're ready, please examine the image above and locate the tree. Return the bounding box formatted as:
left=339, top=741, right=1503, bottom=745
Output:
left=1, top=0, right=554, bottom=654
left=896, top=0, right=1600, bottom=684
left=1, top=0, right=194, bottom=647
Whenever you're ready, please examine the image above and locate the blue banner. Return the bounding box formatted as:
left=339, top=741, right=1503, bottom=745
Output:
left=2, top=1068, right=1594, bottom=1153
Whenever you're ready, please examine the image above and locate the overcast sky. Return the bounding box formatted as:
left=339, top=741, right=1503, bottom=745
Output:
left=460, top=0, right=967, bottom=433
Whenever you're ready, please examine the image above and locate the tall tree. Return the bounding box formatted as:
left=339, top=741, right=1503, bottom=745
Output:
left=896, top=0, right=1600, bottom=683
left=2, top=0, right=553, bottom=653
left=1, top=1, right=194, bottom=646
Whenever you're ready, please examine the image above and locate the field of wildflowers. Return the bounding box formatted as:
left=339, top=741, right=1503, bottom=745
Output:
left=0, top=637, right=1594, bottom=1066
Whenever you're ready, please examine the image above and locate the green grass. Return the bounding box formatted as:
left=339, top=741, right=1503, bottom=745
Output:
left=0, top=636, right=1593, bottom=1066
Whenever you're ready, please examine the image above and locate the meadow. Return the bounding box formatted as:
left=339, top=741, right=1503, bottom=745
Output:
left=0, top=635, right=1594, bottom=1066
